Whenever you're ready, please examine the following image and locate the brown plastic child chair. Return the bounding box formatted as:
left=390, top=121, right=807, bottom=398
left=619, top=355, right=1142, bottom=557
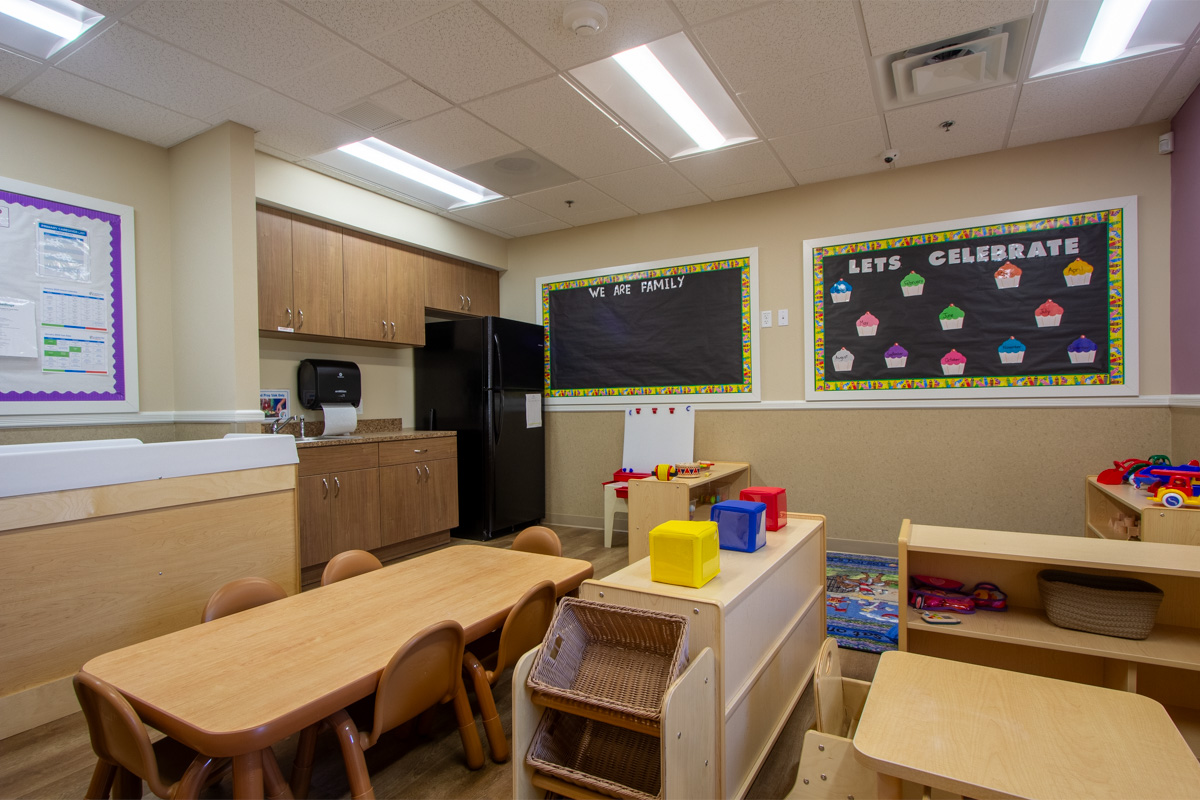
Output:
left=321, top=549, right=383, bottom=586
left=200, top=576, right=288, bottom=622
left=511, top=526, right=561, bottom=557
left=74, top=671, right=226, bottom=800
left=463, top=579, right=556, bottom=763
left=290, top=619, right=484, bottom=799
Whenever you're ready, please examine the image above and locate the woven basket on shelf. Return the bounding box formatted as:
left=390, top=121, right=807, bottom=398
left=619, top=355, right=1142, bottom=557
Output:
left=526, top=709, right=662, bottom=800
left=1037, top=570, right=1164, bottom=640
left=527, top=597, right=689, bottom=723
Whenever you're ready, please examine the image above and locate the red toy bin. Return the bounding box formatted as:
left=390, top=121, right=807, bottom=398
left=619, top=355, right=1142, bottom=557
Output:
left=739, top=486, right=787, bottom=531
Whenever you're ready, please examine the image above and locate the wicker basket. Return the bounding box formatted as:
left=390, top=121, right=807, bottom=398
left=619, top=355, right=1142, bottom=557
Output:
left=527, top=597, right=689, bottom=723
left=1038, top=570, right=1164, bottom=640
left=526, top=709, right=662, bottom=800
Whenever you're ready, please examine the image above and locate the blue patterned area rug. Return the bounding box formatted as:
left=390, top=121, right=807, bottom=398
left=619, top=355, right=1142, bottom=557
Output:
left=826, top=551, right=900, bottom=653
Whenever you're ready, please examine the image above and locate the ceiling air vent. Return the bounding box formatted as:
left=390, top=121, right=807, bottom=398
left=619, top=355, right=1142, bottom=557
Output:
left=873, top=17, right=1032, bottom=109
left=336, top=101, right=407, bottom=131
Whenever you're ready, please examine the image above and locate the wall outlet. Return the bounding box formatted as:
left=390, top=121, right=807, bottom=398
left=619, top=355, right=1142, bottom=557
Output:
left=778, top=309, right=789, bottom=326
left=761, top=310, right=772, bottom=328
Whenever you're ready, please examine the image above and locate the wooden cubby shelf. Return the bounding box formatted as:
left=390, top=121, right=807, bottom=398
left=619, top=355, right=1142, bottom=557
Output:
left=1085, top=477, right=1200, bottom=546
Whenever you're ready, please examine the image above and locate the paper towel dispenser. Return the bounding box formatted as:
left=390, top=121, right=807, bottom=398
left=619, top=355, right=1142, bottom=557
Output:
left=297, top=359, right=361, bottom=410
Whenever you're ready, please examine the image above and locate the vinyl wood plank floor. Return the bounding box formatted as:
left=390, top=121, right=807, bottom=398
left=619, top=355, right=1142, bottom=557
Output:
left=0, top=525, right=878, bottom=799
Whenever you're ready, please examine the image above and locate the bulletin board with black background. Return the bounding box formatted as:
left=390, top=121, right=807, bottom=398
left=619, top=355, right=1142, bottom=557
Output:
left=802, top=197, right=1138, bottom=400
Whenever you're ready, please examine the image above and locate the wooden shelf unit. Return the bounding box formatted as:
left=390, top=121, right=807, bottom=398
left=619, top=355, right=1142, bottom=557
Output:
left=899, top=520, right=1200, bottom=757
left=627, top=461, right=750, bottom=564
left=1085, top=476, right=1200, bottom=545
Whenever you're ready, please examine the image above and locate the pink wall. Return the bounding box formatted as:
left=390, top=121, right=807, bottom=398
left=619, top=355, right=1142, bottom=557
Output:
left=1172, top=85, right=1200, bottom=393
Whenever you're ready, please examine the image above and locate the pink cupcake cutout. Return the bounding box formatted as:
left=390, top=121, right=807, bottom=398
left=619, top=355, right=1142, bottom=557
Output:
left=941, top=349, right=966, bottom=376
left=856, top=311, right=879, bottom=336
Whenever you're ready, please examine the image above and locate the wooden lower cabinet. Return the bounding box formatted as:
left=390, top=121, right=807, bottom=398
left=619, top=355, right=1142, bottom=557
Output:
left=379, top=457, right=458, bottom=546
left=297, top=468, right=380, bottom=568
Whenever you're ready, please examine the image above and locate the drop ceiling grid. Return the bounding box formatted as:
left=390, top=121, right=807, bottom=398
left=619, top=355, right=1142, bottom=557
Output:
left=734, top=62, right=879, bottom=139
left=859, top=0, right=1035, bottom=56
left=883, top=85, right=1020, bottom=167
left=513, top=180, right=636, bottom=224
left=463, top=76, right=621, bottom=151
left=671, top=140, right=793, bottom=198
left=770, top=116, right=887, bottom=174
left=205, top=89, right=368, bottom=159
left=1137, top=44, right=1200, bottom=124
left=0, top=48, right=41, bottom=94
left=586, top=162, right=711, bottom=214
left=280, top=0, right=459, bottom=45
left=448, top=196, right=559, bottom=229
left=375, top=107, right=522, bottom=170
left=273, top=48, right=407, bottom=114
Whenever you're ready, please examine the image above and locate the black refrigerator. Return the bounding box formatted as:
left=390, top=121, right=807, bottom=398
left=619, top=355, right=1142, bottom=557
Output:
left=414, top=317, right=545, bottom=540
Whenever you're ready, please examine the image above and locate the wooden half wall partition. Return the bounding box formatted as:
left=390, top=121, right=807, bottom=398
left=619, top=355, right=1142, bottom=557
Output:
left=0, top=464, right=299, bottom=740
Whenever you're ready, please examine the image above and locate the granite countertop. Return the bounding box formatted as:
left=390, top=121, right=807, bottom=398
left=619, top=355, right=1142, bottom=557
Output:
left=259, top=417, right=455, bottom=449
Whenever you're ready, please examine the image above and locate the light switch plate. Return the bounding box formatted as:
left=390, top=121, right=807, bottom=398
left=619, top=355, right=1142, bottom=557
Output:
left=778, top=309, right=789, bottom=326
left=761, top=310, right=772, bottom=328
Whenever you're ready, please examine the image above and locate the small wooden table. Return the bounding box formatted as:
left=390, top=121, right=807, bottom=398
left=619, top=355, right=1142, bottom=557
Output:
left=854, top=651, right=1200, bottom=799
left=627, top=461, right=750, bottom=563
left=81, top=546, right=593, bottom=799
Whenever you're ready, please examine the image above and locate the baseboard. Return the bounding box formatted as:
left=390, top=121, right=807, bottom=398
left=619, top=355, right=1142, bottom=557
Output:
left=826, top=537, right=899, bottom=558
left=0, top=675, right=77, bottom=741
left=542, top=512, right=627, bottom=533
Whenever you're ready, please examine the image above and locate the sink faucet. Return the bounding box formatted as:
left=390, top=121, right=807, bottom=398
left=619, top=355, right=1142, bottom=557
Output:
left=271, top=415, right=298, bottom=434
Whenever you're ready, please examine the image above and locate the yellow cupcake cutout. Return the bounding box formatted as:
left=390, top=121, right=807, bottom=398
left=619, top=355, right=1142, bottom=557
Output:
left=1063, top=258, right=1094, bottom=286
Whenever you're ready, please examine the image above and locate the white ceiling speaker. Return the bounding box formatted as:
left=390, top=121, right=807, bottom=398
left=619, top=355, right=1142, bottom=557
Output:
left=563, top=1, right=608, bottom=36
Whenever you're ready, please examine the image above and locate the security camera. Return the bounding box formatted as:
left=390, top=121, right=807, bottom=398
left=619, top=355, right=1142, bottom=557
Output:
left=883, top=150, right=900, bottom=164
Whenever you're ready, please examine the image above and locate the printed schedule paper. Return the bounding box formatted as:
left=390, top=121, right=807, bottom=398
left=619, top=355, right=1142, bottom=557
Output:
left=0, top=296, right=37, bottom=358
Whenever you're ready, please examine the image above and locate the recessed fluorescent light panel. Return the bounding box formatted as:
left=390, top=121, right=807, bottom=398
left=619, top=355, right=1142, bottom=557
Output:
left=310, top=138, right=501, bottom=210
left=0, top=0, right=103, bottom=58
left=570, top=32, right=756, bottom=159
left=1030, top=0, right=1200, bottom=78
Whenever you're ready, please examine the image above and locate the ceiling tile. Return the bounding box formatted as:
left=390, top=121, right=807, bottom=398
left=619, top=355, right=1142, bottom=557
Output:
left=123, top=0, right=351, bottom=91
left=480, top=0, right=681, bottom=70
left=256, top=143, right=302, bottom=162
left=885, top=85, right=1016, bottom=166
left=860, top=0, right=1034, bottom=56
left=1139, top=45, right=1200, bottom=122
left=13, top=69, right=204, bottom=146
left=671, top=141, right=793, bottom=200
left=152, top=119, right=212, bottom=149
left=1011, top=52, right=1179, bottom=146
left=283, top=0, right=457, bottom=43
left=376, top=108, right=521, bottom=170
left=465, top=77, right=617, bottom=149
left=500, top=217, right=572, bottom=237
left=793, top=158, right=888, bottom=187
left=365, top=2, right=552, bottom=104
left=738, top=63, right=877, bottom=138
left=275, top=49, right=405, bottom=113
left=587, top=163, right=709, bottom=214
left=671, top=1, right=771, bottom=27
left=0, top=47, right=41, bottom=94
left=770, top=117, right=886, bottom=175
left=515, top=180, right=634, bottom=223
left=79, top=1, right=143, bottom=18
left=57, top=24, right=264, bottom=120
left=693, top=1, right=864, bottom=90
left=208, top=90, right=366, bottom=158
left=538, top=124, right=661, bottom=178
left=368, top=81, right=451, bottom=123
left=448, top=198, right=556, bottom=229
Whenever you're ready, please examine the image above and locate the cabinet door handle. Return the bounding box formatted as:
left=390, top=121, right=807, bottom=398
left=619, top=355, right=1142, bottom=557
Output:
left=382, top=320, right=387, bottom=337
left=333, top=476, right=340, bottom=496
left=458, top=294, right=465, bottom=310
left=298, top=309, right=304, bottom=328
left=286, top=307, right=293, bottom=326
left=321, top=477, right=328, bottom=498
left=423, top=464, right=431, bottom=480
left=390, top=321, right=396, bottom=338
left=413, top=448, right=427, bottom=453
left=415, top=465, right=422, bottom=482
left=466, top=295, right=472, bottom=311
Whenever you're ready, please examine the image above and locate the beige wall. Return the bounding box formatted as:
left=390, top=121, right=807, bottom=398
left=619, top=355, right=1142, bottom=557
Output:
left=510, top=123, right=1178, bottom=539
left=1172, top=407, right=1200, bottom=462
left=0, top=98, right=176, bottom=413
left=252, top=153, right=507, bottom=421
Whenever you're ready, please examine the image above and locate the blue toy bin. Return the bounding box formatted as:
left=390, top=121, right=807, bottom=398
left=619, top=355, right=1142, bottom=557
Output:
left=710, top=499, right=768, bottom=552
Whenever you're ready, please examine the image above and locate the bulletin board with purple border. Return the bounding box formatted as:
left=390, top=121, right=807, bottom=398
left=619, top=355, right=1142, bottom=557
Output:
left=801, top=197, right=1138, bottom=401
left=0, top=176, right=138, bottom=415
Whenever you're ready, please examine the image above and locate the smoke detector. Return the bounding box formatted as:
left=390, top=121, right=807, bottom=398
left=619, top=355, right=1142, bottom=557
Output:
left=563, top=1, right=608, bottom=36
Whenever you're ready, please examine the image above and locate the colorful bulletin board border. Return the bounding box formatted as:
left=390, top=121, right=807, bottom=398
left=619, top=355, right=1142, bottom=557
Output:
left=0, top=176, right=138, bottom=415
left=536, top=248, right=760, bottom=405
left=802, top=197, right=1138, bottom=401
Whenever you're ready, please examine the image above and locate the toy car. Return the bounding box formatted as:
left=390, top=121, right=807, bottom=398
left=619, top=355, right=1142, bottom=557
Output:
left=1132, top=463, right=1200, bottom=509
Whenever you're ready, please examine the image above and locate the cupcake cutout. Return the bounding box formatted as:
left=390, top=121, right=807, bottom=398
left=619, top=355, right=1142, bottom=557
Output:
left=1068, top=335, right=1097, bottom=364
left=939, top=304, right=965, bottom=330
left=885, top=343, right=908, bottom=368
left=1035, top=299, right=1063, bottom=327
left=998, top=336, right=1026, bottom=364
left=941, top=349, right=967, bottom=376
left=994, top=262, right=1022, bottom=289
left=831, top=279, right=852, bottom=303
left=900, top=271, right=925, bottom=297
left=832, top=347, right=855, bottom=372
left=856, top=311, right=879, bottom=336
left=1063, top=258, right=1094, bottom=287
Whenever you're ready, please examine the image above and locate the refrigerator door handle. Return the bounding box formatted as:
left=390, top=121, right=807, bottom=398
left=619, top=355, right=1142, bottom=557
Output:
left=493, top=332, right=504, bottom=390
left=491, top=390, right=502, bottom=445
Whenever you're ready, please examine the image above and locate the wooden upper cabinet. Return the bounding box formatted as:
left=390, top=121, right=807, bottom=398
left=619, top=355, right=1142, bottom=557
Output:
left=387, top=244, right=425, bottom=346
left=342, top=231, right=390, bottom=342
left=256, top=207, right=293, bottom=332
left=461, top=263, right=499, bottom=317
left=291, top=216, right=344, bottom=338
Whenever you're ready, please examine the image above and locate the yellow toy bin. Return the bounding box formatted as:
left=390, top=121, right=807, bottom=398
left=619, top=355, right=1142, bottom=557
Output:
left=649, top=520, right=721, bottom=588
